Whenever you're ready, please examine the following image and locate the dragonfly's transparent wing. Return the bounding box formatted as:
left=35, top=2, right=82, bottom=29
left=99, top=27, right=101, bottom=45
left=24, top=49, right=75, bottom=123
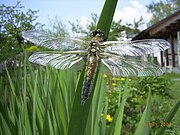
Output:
left=22, top=30, right=88, bottom=50
left=29, top=51, right=85, bottom=70
left=101, top=56, right=163, bottom=77
left=100, top=39, right=170, bottom=56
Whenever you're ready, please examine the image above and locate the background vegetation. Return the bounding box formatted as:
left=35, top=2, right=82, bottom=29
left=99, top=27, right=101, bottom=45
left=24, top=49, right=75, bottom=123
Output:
left=0, top=56, right=179, bottom=135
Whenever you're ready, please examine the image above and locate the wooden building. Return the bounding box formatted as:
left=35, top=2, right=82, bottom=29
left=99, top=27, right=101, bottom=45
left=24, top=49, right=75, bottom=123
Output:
left=132, top=10, right=180, bottom=68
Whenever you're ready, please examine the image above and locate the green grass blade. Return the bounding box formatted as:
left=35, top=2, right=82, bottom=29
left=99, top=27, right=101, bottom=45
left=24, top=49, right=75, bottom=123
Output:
left=89, top=69, right=105, bottom=134
left=67, top=67, right=86, bottom=135
left=42, top=92, right=50, bottom=135
left=134, top=90, right=152, bottom=135
left=32, top=71, right=38, bottom=135
left=113, top=80, right=130, bottom=135
left=106, top=79, right=129, bottom=135
left=96, top=0, right=118, bottom=39
left=0, top=112, right=12, bottom=135
left=6, top=69, right=16, bottom=96
left=67, top=66, right=100, bottom=135
left=156, top=100, right=180, bottom=135
left=101, top=99, right=108, bottom=135
left=86, top=69, right=106, bottom=135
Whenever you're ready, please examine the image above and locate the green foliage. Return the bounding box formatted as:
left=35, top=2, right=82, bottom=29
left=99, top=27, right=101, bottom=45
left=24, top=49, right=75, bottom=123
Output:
left=0, top=1, right=40, bottom=62
left=156, top=101, right=180, bottom=135
left=96, top=0, right=118, bottom=40
left=132, top=75, right=172, bottom=97
left=0, top=59, right=78, bottom=135
left=134, top=90, right=151, bottom=135
left=105, top=74, right=179, bottom=135
left=146, top=0, right=180, bottom=26
left=0, top=54, right=124, bottom=135
left=111, top=79, right=130, bottom=135
left=1, top=61, right=179, bottom=135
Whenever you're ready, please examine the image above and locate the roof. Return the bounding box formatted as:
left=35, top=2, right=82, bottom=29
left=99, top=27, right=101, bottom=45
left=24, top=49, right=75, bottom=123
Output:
left=132, top=10, right=180, bottom=40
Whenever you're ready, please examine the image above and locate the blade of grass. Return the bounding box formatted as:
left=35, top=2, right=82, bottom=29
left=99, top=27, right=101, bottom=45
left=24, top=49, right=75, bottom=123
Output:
left=101, top=98, right=108, bottom=135
left=96, top=0, right=118, bottom=40
left=92, top=72, right=106, bottom=135
left=32, top=70, right=38, bottom=135
left=42, top=92, right=50, bottom=135
left=67, top=66, right=100, bottom=135
left=134, top=89, right=152, bottom=135
left=6, top=69, right=16, bottom=96
left=106, top=79, right=129, bottom=135
left=56, top=70, right=73, bottom=134
left=85, top=69, right=106, bottom=135
left=0, top=112, right=12, bottom=135
left=113, top=81, right=129, bottom=135
left=156, top=100, right=180, bottom=135
left=22, top=57, right=33, bottom=135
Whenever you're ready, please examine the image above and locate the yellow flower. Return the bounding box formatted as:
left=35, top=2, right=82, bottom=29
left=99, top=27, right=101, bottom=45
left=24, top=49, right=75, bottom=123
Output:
left=106, top=115, right=113, bottom=122
left=103, top=74, right=108, bottom=78
left=116, top=78, right=121, bottom=81
left=121, top=78, right=125, bottom=81
left=112, top=83, right=117, bottom=87
left=100, top=113, right=104, bottom=117
left=108, top=117, right=113, bottom=122
left=106, top=114, right=111, bottom=120
left=111, top=77, right=116, bottom=81
left=128, top=79, right=132, bottom=81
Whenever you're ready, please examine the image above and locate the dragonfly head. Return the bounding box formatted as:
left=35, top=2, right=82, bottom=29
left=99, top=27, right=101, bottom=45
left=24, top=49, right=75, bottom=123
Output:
left=91, top=29, right=104, bottom=42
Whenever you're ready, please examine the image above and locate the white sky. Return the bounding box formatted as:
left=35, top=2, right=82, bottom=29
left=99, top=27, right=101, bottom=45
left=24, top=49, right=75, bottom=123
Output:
left=1, top=0, right=161, bottom=30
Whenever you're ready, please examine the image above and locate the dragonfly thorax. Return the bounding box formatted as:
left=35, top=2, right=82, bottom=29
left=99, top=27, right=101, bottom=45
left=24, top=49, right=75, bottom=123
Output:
left=89, top=42, right=98, bottom=53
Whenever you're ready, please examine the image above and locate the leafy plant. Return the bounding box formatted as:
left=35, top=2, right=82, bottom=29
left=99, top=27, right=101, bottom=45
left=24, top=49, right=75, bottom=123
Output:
left=0, top=1, right=41, bottom=62
left=146, top=0, right=180, bottom=26
left=132, top=75, right=172, bottom=97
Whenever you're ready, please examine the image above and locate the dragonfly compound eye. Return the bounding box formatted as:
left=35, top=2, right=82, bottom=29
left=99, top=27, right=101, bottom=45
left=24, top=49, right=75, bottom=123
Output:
left=91, top=29, right=104, bottom=38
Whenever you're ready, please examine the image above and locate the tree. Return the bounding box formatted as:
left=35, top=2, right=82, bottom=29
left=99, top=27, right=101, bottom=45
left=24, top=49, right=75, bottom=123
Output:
left=0, top=1, right=40, bottom=62
left=146, top=0, right=180, bottom=26
left=69, top=13, right=143, bottom=41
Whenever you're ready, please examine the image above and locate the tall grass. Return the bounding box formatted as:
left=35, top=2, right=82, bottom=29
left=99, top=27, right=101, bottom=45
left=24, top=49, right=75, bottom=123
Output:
left=0, top=57, right=107, bottom=135
left=0, top=59, right=78, bottom=135
left=0, top=57, right=152, bottom=135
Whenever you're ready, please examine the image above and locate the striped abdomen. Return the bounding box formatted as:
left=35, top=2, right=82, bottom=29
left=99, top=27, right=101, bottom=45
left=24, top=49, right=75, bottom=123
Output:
left=81, top=55, right=98, bottom=105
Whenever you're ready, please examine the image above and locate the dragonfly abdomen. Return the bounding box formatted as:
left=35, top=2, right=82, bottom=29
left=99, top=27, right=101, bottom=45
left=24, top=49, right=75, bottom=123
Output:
left=81, top=55, right=98, bottom=105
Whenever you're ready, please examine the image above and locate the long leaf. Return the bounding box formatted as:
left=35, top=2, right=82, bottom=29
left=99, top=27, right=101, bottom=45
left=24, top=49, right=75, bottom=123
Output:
left=113, top=79, right=130, bottom=135
left=96, top=0, right=118, bottom=40
left=86, top=69, right=106, bottom=135
left=106, top=79, right=129, bottom=135
left=101, top=99, right=108, bottom=135
left=0, top=112, right=12, bottom=135
left=134, top=90, right=152, bottom=135
left=67, top=64, right=102, bottom=135
left=156, top=100, right=180, bottom=135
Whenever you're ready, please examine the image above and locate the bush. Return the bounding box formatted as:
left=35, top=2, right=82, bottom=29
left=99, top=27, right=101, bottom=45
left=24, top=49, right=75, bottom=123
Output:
left=106, top=75, right=174, bottom=134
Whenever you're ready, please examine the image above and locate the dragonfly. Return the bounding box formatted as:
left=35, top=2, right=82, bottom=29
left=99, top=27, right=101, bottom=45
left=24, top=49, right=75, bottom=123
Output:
left=22, top=29, right=170, bottom=105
